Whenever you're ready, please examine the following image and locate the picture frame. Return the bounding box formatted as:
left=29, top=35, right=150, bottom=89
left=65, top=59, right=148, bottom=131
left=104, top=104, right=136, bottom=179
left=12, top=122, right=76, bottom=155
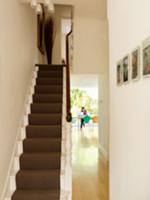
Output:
left=143, top=36, right=150, bottom=77
left=131, top=47, right=140, bottom=81
left=122, top=55, right=130, bottom=84
left=116, top=60, right=123, bottom=86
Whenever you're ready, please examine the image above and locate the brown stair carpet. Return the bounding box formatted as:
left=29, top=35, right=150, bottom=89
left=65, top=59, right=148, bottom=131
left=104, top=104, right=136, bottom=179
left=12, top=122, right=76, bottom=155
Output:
left=12, top=65, right=63, bottom=200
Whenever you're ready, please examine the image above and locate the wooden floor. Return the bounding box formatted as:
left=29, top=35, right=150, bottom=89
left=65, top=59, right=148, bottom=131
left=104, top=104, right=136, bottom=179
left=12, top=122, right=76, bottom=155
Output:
left=72, top=126, right=109, bottom=200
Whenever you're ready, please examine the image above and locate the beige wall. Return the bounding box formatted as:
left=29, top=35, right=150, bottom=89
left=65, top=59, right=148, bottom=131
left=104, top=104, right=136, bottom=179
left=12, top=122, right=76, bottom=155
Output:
left=54, top=0, right=108, bottom=74
left=108, top=0, right=150, bottom=199
left=52, top=15, right=62, bottom=64
left=52, top=5, right=72, bottom=64
left=0, top=0, right=36, bottom=196
left=61, top=33, right=67, bottom=61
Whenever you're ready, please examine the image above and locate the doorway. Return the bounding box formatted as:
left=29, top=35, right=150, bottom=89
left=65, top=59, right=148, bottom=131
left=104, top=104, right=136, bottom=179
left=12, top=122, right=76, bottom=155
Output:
left=71, top=75, right=109, bottom=200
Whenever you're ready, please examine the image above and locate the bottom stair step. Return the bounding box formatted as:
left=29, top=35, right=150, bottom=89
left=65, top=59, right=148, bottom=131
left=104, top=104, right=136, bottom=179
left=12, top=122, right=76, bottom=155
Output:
left=12, top=189, right=60, bottom=200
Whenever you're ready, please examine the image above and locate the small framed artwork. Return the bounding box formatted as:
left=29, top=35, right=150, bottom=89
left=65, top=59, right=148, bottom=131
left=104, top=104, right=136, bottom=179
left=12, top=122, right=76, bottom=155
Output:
left=123, top=55, right=130, bottom=83
left=116, top=60, right=123, bottom=86
left=143, top=37, right=150, bottom=77
left=131, top=47, right=140, bottom=81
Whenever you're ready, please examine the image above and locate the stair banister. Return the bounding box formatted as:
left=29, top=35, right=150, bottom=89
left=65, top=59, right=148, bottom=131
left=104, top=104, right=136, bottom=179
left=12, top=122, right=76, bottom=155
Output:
left=66, top=29, right=72, bottom=122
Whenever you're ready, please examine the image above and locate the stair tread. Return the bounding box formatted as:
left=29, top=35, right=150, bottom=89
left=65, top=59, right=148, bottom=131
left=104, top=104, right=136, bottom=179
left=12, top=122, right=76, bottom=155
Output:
left=34, top=85, right=63, bottom=94
left=23, top=138, right=61, bottom=142
left=26, top=125, right=61, bottom=128
left=21, top=152, right=61, bottom=156
left=36, top=77, right=62, bottom=80
left=20, top=153, right=61, bottom=170
left=16, top=170, right=60, bottom=189
left=36, top=79, right=62, bottom=85
left=23, top=139, right=61, bottom=146
left=38, top=70, right=63, bottom=73
left=31, top=102, right=62, bottom=106
left=38, top=71, right=63, bottom=78
left=17, top=169, right=60, bottom=176
left=29, top=113, right=62, bottom=115
left=33, top=94, right=62, bottom=96
left=29, top=113, right=62, bottom=120
left=12, top=189, right=59, bottom=200
left=33, top=95, right=62, bottom=99
left=16, top=169, right=61, bottom=179
left=26, top=125, right=61, bottom=138
left=28, top=114, right=62, bottom=125
left=33, top=94, right=62, bottom=103
left=34, top=86, right=63, bottom=88
left=26, top=125, right=61, bottom=130
left=23, top=138, right=61, bottom=153
left=35, top=85, right=63, bottom=88
left=31, top=103, right=62, bottom=114
left=36, top=63, right=65, bottom=67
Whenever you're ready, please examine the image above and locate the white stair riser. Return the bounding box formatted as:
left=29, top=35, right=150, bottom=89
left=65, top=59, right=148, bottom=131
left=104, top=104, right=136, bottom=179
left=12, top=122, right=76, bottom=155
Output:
left=17, top=142, right=23, bottom=156
left=10, top=176, right=16, bottom=192
left=28, top=95, right=33, bottom=104
left=13, top=157, right=20, bottom=172
left=20, top=127, right=26, bottom=140
left=25, top=104, right=31, bottom=115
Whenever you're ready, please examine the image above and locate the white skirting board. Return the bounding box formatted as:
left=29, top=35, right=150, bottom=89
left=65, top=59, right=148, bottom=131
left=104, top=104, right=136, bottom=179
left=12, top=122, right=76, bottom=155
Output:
left=99, top=144, right=109, bottom=163
left=61, top=67, right=72, bottom=200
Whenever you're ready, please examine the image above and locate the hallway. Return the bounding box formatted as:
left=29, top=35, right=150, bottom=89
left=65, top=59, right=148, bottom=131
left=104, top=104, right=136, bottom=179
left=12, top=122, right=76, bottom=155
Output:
left=72, top=126, right=109, bottom=200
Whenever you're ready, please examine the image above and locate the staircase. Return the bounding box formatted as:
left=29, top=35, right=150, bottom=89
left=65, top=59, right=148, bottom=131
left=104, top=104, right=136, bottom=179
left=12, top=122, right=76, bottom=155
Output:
left=12, top=65, right=63, bottom=200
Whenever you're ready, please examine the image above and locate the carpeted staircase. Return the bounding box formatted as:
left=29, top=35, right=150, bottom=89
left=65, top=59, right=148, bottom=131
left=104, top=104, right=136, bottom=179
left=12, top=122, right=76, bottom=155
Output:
left=12, top=65, right=63, bottom=200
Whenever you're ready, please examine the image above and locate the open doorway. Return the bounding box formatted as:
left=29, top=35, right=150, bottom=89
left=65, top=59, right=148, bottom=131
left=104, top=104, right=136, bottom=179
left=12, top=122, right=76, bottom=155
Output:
left=71, top=75, right=99, bottom=136
left=71, top=75, right=108, bottom=200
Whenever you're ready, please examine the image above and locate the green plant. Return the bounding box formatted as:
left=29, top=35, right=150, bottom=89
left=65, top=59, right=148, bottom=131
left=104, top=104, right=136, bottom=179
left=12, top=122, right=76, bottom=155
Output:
left=71, top=89, right=98, bottom=117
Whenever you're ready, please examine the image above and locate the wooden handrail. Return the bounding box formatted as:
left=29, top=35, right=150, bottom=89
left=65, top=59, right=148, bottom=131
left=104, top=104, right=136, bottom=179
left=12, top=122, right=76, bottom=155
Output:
left=66, top=30, right=72, bottom=122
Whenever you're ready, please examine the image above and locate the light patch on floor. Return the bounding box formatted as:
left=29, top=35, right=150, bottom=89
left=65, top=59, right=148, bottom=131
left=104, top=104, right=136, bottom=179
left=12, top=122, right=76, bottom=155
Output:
left=72, top=126, right=109, bottom=200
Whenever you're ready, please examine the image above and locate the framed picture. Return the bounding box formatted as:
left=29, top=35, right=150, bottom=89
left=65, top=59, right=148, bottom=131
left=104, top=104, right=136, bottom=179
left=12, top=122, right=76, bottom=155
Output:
left=123, top=55, right=129, bottom=83
left=143, top=37, right=150, bottom=77
left=116, top=60, right=123, bottom=86
left=131, top=47, right=140, bottom=81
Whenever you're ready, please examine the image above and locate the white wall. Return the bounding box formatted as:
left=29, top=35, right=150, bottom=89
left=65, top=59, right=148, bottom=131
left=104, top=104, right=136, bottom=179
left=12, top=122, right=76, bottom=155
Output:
left=0, top=1, right=36, bottom=195
left=61, top=19, right=72, bottom=61
left=99, top=74, right=109, bottom=160
left=108, top=0, right=150, bottom=199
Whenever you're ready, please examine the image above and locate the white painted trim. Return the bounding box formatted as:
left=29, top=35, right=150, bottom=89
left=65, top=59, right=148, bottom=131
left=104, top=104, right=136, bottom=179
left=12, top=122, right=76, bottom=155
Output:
left=21, top=0, right=43, bottom=4
left=21, top=0, right=55, bottom=11
left=60, top=68, right=72, bottom=200
left=99, top=144, right=109, bottom=163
